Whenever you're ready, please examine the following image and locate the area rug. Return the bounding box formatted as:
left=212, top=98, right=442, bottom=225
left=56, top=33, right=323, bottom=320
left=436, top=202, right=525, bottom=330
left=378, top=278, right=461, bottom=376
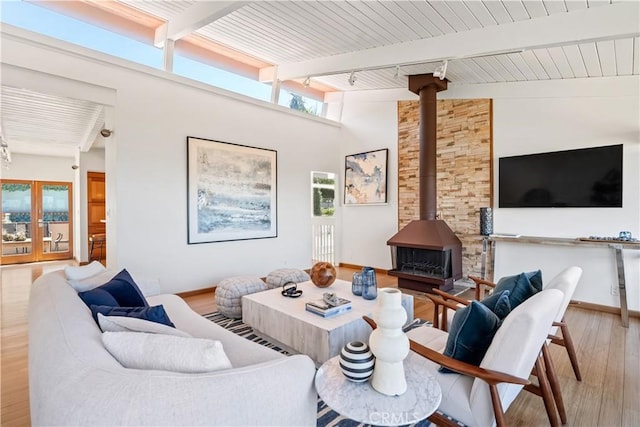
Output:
left=204, top=312, right=463, bottom=427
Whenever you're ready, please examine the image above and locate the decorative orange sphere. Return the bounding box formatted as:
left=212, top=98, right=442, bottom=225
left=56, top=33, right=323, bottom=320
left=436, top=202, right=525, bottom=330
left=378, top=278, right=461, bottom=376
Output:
left=310, top=262, right=337, bottom=288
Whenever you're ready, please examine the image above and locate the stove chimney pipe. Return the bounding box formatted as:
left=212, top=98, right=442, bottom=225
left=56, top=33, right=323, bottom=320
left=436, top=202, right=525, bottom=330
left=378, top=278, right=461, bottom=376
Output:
left=408, top=74, right=448, bottom=220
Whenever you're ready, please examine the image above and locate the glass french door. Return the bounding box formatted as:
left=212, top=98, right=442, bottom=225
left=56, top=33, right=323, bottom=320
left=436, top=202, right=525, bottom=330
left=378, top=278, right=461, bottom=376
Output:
left=1, top=180, right=73, bottom=265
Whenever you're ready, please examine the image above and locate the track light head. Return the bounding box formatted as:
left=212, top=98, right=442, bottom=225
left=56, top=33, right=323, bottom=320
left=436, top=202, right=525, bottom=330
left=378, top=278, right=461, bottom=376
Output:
left=303, top=76, right=311, bottom=87
left=433, top=60, right=448, bottom=80
left=348, top=71, right=357, bottom=86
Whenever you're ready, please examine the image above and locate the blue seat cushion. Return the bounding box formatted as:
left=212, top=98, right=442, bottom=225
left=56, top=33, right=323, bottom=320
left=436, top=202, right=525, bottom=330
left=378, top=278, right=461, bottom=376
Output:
left=90, top=305, right=175, bottom=328
left=494, top=271, right=541, bottom=310
left=440, top=301, right=502, bottom=373
left=78, top=269, right=148, bottom=310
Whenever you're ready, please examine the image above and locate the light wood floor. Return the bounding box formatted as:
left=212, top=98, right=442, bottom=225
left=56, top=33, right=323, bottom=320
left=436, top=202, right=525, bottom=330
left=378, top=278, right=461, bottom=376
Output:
left=2, top=261, right=638, bottom=426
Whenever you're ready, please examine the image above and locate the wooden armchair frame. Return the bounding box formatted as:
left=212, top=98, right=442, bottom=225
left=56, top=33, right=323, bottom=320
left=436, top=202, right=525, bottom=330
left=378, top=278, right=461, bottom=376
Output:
left=363, top=316, right=560, bottom=427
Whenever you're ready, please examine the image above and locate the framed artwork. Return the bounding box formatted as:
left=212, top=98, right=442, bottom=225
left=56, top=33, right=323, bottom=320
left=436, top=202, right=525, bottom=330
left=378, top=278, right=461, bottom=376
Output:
left=187, top=136, right=277, bottom=243
left=344, top=148, right=388, bottom=205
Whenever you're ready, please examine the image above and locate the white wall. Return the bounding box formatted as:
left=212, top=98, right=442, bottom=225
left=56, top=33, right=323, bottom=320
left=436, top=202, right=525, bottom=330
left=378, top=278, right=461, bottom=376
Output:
left=491, top=95, right=640, bottom=311
left=1, top=153, right=75, bottom=181
left=2, top=26, right=341, bottom=293
left=338, top=78, right=639, bottom=311
left=337, top=94, right=399, bottom=270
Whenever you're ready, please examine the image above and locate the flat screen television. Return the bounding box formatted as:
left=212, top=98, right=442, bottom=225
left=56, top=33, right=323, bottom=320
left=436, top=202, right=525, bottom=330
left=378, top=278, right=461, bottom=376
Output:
left=498, top=144, right=623, bottom=208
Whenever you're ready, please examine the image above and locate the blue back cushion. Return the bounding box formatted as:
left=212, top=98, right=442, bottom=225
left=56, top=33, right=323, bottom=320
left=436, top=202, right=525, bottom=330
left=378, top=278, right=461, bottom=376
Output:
left=480, top=289, right=511, bottom=320
left=90, top=305, right=175, bottom=328
left=78, top=288, right=119, bottom=309
left=78, top=269, right=148, bottom=310
left=440, top=301, right=502, bottom=373
left=494, top=271, right=541, bottom=310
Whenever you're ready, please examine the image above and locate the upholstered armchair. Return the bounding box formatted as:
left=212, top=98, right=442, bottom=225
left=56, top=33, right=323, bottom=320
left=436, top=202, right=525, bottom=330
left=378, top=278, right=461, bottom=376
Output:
left=365, top=289, right=564, bottom=427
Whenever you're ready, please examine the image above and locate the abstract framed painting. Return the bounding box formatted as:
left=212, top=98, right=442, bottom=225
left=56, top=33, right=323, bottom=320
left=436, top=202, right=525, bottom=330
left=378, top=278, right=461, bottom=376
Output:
left=187, top=136, right=277, bottom=243
left=344, top=148, right=388, bottom=205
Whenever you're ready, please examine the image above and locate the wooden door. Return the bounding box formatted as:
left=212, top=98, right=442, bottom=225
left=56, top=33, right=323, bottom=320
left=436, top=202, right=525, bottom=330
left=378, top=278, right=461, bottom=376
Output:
left=87, top=172, right=106, bottom=261
left=1, top=180, right=73, bottom=265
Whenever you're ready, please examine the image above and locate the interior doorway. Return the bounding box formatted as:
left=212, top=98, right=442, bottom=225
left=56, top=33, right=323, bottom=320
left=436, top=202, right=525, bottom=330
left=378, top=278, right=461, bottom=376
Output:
left=1, top=179, right=73, bottom=265
left=87, top=171, right=106, bottom=263
left=311, top=171, right=336, bottom=265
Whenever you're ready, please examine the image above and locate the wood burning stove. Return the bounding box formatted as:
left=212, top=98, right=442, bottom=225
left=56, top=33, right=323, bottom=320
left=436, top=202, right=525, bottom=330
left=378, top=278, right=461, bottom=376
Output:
left=387, top=74, right=462, bottom=293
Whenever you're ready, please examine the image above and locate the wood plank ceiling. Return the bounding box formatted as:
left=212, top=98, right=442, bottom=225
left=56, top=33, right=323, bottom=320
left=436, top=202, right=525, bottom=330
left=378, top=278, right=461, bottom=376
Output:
left=117, top=0, right=639, bottom=91
left=0, top=1, right=638, bottom=158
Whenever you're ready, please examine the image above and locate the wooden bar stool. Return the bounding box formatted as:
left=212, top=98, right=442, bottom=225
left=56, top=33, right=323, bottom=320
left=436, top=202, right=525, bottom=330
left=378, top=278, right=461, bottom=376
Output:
left=89, top=233, right=106, bottom=262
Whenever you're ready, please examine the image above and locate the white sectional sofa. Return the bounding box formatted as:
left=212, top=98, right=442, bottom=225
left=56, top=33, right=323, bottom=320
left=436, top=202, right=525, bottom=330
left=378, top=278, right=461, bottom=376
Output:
left=28, top=269, right=317, bottom=426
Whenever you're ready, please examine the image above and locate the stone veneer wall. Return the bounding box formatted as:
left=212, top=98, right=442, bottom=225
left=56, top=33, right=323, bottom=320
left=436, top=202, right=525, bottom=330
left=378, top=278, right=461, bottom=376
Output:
left=397, top=99, right=492, bottom=278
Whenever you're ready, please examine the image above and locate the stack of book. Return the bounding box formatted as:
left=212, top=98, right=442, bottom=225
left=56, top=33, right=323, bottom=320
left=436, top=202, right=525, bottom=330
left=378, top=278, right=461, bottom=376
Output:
left=305, top=296, right=352, bottom=318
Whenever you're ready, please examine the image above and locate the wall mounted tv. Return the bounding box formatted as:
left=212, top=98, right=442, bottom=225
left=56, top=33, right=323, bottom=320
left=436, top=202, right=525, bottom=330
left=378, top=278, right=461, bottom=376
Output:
left=499, top=144, right=623, bottom=208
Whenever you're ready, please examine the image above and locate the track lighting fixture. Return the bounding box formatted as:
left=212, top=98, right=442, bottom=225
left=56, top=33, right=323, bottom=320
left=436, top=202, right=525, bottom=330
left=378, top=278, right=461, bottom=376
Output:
left=433, top=60, right=448, bottom=80
left=303, top=76, right=311, bottom=87
left=348, top=71, right=357, bottom=86
left=0, top=137, right=11, bottom=168
left=100, top=128, right=113, bottom=138
left=394, top=65, right=400, bottom=79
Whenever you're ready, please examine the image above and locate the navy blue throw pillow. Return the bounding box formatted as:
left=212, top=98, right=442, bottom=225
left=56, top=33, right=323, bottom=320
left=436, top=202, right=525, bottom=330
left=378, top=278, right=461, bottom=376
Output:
left=525, top=270, right=544, bottom=292
left=78, top=269, right=148, bottom=310
left=78, top=288, right=119, bottom=310
left=90, top=305, right=175, bottom=327
left=493, top=272, right=539, bottom=310
left=480, top=289, right=512, bottom=320
left=440, top=301, right=502, bottom=373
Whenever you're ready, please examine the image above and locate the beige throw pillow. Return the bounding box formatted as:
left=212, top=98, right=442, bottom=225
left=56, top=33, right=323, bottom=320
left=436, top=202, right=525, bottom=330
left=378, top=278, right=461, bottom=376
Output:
left=102, top=332, right=233, bottom=373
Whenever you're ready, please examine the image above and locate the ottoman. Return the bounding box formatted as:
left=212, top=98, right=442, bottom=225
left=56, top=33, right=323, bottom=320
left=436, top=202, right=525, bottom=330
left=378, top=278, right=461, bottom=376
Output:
left=215, top=276, right=268, bottom=319
left=265, top=268, right=311, bottom=289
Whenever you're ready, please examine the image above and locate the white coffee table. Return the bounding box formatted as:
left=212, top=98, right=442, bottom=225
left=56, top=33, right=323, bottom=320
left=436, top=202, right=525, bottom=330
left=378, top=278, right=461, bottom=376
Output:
left=242, top=279, right=413, bottom=365
left=315, top=352, right=442, bottom=426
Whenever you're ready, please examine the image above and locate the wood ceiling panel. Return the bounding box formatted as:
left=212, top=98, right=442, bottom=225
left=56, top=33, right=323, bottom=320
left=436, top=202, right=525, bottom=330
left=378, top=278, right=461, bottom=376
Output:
left=395, top=2, right=440, bottom=36
left=495, top=56, right=528, bottom=81
left=562, top=45, right=589, bottom=77
left=121, top=0, right=193, bottom=21
left=543, top=0, right=568, bottom=14
left=579, top=42, right=603, bottom=77
left=503, top=1, right=533, bottom=21
left=474, top=57, right=516, bottom=82
left=547, top=46, right=576, bottom=78
left=410, top=2, right=456, bottom=34
left=482, top=1, right=515, bottom=25
left=521, top=50, right=550, bottom=79
left=596, top=40, right=617, bottom=76
left=445, top=1, right=484, bottom=30
left=358, top=1, right=424, bottom=40
left=533, top=49, right=562, bottom=79
left=378, top=2, right=434, bottom=38
left=613, top=38, right=634, bottom=75
left=329, top=2, right=399, bottom=45
left=428, top=1, right=472, bottom=32
left=466, top=59, right=497, bottom=82
left=522, top=1, right=550, bottom=18
left=505, top=52, right=539, bottom=80
left=464, top=1, right=499, bottom=26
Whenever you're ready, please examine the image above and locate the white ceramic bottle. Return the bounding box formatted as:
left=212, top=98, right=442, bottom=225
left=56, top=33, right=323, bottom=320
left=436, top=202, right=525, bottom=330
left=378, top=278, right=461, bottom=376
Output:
left=368, top=288, right=409, bottom=396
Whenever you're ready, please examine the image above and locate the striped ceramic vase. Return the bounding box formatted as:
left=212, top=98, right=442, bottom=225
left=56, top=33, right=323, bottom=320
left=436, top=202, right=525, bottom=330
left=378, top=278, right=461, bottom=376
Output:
left=339, top=341, right=375, bottom=382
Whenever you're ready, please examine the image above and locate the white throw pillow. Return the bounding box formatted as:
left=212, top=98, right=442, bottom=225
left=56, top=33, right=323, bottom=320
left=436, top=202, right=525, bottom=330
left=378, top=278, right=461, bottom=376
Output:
left=102, top=332, right=233, bottom=373
left=67, top=269, right=116, bottom=292
left=64, top=261, right=106, bottom=281
left=97, top=314, right=191, bottom=338
left=68, top=269, right=162, bottom=296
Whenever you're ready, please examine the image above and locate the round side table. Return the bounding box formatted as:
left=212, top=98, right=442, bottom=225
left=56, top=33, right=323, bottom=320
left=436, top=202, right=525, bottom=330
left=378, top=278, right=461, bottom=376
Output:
left=315, top=351, right=441, bottom=426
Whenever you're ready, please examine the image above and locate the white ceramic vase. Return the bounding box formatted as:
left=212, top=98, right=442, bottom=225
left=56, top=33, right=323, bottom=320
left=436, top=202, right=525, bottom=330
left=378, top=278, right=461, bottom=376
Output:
left=368, top=288, right=410, bottom=396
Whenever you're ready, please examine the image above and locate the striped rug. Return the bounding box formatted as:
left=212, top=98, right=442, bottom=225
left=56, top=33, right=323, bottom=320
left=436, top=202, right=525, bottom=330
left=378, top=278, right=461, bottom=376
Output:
left=204, top=312, right=463, bottom=427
